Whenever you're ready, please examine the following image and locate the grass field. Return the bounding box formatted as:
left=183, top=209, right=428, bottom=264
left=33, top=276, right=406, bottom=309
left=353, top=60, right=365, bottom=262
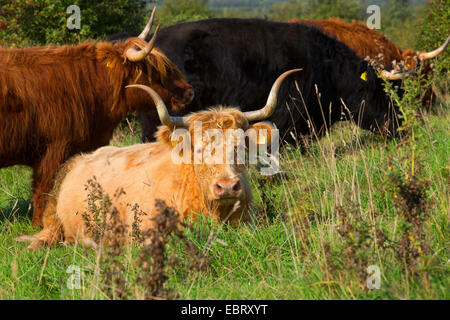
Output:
left=0, top=102, right=448, bottom=299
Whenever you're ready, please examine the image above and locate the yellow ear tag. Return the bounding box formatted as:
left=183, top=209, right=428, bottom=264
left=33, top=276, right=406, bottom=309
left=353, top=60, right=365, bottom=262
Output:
left=360, top=71, right=368, bottom=81
left=106, top=61, right=112, bottom=68
left=171, top=140, right=179, bottom=147
left=257, top=135, right=267, bottom=145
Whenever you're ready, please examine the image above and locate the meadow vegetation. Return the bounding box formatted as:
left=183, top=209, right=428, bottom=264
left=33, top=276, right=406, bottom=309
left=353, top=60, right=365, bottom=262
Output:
left=1, top=89, right=448, bottom=299
left=0, top=0, right=448, bottom=300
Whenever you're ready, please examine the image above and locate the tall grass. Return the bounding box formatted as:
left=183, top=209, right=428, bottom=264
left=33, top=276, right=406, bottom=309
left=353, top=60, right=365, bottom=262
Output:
left=0, top=79, right=448, bottom=299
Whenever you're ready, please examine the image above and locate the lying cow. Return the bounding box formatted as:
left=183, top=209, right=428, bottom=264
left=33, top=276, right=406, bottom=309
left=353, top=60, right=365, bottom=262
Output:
left=16, top=69, right=300, bottom=249
left=0, top=8, right=193, bottom=226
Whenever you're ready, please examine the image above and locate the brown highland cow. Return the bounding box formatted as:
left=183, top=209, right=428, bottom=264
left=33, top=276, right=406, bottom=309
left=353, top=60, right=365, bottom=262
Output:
left=0, top=8, right=194, bottom=226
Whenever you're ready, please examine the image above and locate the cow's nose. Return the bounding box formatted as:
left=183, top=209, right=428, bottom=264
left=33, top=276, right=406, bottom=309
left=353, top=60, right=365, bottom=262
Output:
left=214, top=179, right=241, bottom=198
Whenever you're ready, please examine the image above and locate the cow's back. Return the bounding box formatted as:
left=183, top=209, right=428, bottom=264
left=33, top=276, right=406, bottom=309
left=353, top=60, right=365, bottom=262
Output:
left=139, top=19, right=360, bottom=142
left=154, top=19, right=311, bottom=110
left=0, top=45, right=114, bottom=164
left=56, top=143, right=181, bottom=240
left=298, top=18, right=402, bottom=66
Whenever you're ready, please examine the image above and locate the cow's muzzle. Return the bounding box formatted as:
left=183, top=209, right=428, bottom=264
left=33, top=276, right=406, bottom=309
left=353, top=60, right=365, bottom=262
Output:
left=214, top=179, right=242, bottom=200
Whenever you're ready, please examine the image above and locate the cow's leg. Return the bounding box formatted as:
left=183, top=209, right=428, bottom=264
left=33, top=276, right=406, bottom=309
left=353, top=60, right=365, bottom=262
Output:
left=31, top=143, right=67, bottom=227
left=15, top=193, right=63, bottom=249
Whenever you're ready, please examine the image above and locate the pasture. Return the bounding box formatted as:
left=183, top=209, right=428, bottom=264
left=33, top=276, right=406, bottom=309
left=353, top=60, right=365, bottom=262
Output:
left=0, top=0, right=448, bottom=301
left=0, top=102, right=448, bottom=299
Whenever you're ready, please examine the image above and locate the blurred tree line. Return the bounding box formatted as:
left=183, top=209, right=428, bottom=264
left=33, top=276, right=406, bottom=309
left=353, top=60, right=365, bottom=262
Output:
left=0, top=0, right=447, bottom=57
left=0, top=0, right=146, bottom=46
left=417, top=0, right=449, bottom=91
left=418, top=0, right=449, bottom=69
left=154, top=0, right=440, bottom=50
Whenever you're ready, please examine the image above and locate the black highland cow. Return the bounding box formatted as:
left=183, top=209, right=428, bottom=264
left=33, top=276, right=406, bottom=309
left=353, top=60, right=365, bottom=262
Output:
left=111, top=18, right=403, bottom=144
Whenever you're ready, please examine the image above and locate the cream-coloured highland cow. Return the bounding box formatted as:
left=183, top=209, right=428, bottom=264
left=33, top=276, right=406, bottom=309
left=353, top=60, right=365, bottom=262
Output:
left=17, top=69, right=301, bottom=249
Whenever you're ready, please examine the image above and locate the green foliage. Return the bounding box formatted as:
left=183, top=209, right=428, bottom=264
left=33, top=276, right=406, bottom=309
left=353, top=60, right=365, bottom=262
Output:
left=0, top=0, right=147, bottom=46
left=381, top=68, right=425, bottom=134
left=414, top=0, right=450, bottom=103
left=158, top=0, right=212, bottom=27
left=212, top=0, right=365, bottom=22
left=303, top=0, right=364, bottom=20
left=384, top=0, right=413, bottom=22
left=0, top=0, right=435, bottom=51
left=380, top=0, right=423, bottom=49
left=417, top=0, right=450, bottom=73
left=267, top=0, right=365, bottom=22
left=209, top=0, right=285, bottom=7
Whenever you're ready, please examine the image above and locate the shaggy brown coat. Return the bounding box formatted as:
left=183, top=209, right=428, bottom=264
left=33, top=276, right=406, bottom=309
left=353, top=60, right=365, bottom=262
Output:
left=17, top=108, right=274, bottom=249
left=0, top=38, right=193, bottom=226
left=289, top=18, right=402, bottom=66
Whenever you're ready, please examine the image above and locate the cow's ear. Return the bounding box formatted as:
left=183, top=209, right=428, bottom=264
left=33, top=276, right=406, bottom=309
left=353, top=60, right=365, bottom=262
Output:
left=248, top=122, right=276, bottom=146
left=155, top=126, right=174, bottom=147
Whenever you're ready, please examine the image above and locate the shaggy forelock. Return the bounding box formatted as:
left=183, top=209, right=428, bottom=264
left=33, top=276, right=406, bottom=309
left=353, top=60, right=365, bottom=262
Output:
left=185, top=107, right=250, bottom=132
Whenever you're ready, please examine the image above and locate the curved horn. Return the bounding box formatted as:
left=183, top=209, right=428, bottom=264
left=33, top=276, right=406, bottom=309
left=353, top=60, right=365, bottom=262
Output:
left=380, top=68, right=417, bottom=80
left=419, top=35, right=450, bottom=60
left=126, top=85, right=187, bottom=128
left=138, top=6, right=156, bottom=40
left=243, top=69, right=302, bottom=122
left=125, top=24, right=160, bottom=62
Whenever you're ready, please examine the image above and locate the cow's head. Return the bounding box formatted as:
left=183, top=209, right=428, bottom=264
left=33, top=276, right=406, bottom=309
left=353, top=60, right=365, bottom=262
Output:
left=127, top=69, right=301, bottom=224
left=98, top=7, right=194, bottom=113
left=363, top=35, right=449, bottom=134
left=351, top=35, right=445, bottom=136
left=401, top=35, right=449, bottom=71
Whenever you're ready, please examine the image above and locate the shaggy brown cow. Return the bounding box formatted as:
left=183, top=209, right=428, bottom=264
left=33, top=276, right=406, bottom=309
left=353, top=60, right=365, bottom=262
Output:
left=0, top=9, right=194, bottom=226
left=16, top=69, right=300, bottom=249
left=289, top=18, right=448, bottom=68
left=288, top=18, right=449, bottom=107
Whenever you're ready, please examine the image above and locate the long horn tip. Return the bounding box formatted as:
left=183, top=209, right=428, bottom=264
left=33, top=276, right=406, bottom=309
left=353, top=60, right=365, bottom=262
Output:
left=284, top=68, right=302, bottom=75
left=244, top=68, right=303, bottom=122
left=138, top=6, right=158, bottom=40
